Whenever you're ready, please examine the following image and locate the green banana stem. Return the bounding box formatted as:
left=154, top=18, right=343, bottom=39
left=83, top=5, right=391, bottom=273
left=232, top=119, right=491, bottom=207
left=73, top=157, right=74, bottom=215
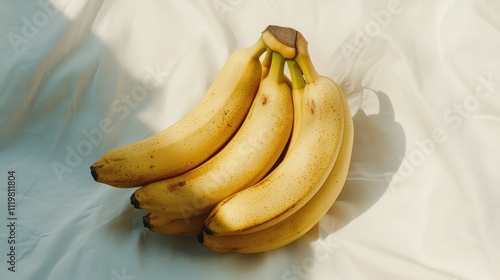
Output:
left=262, top=47, right=272, bottom=68
left=268, top=51, right=286, bottom=84
left=261, top=47, right=272, bottom=79
left=250, top=37, right=268, bottom=58
left=286, top=60, right=305, bottom=90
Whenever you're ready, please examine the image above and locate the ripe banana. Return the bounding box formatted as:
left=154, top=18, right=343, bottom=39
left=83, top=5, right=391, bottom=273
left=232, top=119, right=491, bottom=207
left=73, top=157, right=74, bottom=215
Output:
left=89, top=38, right=267, bottom=188
left=144, top=212, right=207, bottom=236
left=203, top=31, right=345, bottom=236
left=130, top=51, right=293, bottom=219
left=198, top=55, right=354, bottom=253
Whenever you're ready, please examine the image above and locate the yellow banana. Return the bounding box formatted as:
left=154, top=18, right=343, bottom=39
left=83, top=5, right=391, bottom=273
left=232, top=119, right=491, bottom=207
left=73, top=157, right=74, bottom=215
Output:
left=130, top=51, right=293, bottom=219
left=203, top=31, right=345, bottom=236
left=198, top=60, right=354, bottom=253
left=90, top=38, right=267, bottom=188
left=144, top=212, right=207, bottom=236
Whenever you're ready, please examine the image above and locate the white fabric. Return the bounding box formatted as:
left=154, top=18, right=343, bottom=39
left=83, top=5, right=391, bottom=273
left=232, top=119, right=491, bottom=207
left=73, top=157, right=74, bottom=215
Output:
left=1, top=0, right=499, bottom=279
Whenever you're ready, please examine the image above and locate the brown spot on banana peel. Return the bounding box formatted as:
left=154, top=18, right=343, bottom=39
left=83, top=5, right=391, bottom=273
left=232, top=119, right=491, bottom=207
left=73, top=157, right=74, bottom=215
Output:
left=168, top=181, right=186, bottom=192
left=308, top=99, right=316, bottom=115
left=262, top=94, right=268, bottom=105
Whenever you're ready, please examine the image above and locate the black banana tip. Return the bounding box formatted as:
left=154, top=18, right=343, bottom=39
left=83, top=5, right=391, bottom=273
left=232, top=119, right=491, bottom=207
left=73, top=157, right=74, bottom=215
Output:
left=202, top=225, right=213, bottom=236
left=196, top=232, right=204, bottom=244
left=90, top=166, right=98, bottom=181
left=130, top=194, right=140, bottom=208
left=143, top=213, right=152, bottom=230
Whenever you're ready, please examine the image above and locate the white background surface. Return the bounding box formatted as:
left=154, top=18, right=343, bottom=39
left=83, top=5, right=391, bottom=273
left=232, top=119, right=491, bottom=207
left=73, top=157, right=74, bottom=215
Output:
left=1, top=0, right=499, bottom=279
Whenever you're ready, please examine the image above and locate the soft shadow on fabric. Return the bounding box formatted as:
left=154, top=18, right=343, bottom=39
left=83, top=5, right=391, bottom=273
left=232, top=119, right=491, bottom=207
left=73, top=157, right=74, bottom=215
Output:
left=328, top=89, right=406, bottom=231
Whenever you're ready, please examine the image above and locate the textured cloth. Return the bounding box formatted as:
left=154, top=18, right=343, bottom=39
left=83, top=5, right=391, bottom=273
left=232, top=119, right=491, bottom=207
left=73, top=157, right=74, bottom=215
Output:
left=1, top=1, right=499, bottom=279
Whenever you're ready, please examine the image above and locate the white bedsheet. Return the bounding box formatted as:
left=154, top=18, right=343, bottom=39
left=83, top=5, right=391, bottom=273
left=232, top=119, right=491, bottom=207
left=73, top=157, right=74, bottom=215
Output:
left=1, top=0, right=499, bottom=279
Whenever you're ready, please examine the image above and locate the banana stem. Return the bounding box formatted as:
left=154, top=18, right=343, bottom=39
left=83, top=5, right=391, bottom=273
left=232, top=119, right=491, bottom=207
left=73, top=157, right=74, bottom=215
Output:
left=250, top=37, right=268, bottom=58
left=294, top=33, right=319, bottom=84
left=261, top=47, right=272, bottom=79
left=262, top=47, right=272, bottom=68
left=268, top=51, right=286, bottom=83
left=287, top=60, right=305, bottom=90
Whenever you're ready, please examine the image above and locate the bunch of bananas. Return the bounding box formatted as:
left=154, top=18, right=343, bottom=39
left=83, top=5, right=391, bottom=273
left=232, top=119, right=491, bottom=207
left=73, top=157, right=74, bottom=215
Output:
left=90, top=25, right=354, bottom=253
